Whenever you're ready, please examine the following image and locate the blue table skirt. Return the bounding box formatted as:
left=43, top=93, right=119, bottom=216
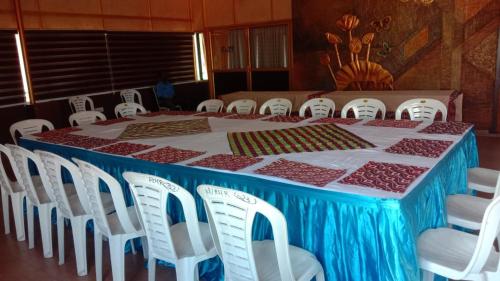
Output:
left=20, top=130, right=478, bottom=281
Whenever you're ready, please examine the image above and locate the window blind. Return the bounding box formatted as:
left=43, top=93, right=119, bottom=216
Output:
left=0, top=30, right=25, bottom=106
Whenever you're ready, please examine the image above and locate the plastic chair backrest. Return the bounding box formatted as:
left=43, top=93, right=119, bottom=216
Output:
left=197, top=185, right=294, bottom=281
left=123, top=172, right=208, bottom=259
left=493, top=174, right=500, bottom=199
left=114, top=102, right=147, bottom=118
left=259, top=98, right=293, bottom=116
left=69, top=111, right=107, bottom=127
left=120, top=89, right=143, bottom=106
left=395, top=98, right=447, bottom=121
left=74, top=159, right=137, bottom=236
left=341, top=98, right=386, bottom=120
left=69, top=96, right=94, bottom=113
left=196, top=99, right=224, bottom=113
left=7, top=145, right=50, bottom=206
left=10, top=119, right=55, bottom=145
left=0, top=144, right=17, bottom=194
left=299, top=98, right=335, bottom=118
left=36, top=150, right=88, bottom=218
left=459, top=195, right=500, bottom=278
left=226, top=99, right=257, bottom=115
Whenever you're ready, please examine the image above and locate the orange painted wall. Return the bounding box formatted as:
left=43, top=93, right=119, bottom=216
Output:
left=0, top=0, right=192, bottom=31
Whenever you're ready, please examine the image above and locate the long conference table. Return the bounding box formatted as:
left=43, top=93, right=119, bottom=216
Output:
left=20, top=111, right=478, bottom=281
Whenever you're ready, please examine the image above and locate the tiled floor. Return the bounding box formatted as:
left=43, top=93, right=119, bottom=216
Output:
left=0, top=135, right=498, bottom=281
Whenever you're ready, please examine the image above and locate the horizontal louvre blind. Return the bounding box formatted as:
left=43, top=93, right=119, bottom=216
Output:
left=107, top=32, right=195, bottom=89
left=25, top=31, right=113, bottom=100
left=0, top=30, right=25, bottom=106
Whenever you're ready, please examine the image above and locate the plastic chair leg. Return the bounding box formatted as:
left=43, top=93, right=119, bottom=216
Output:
left=142, top=237, right=149, bottom=259
left=422, top=270, right=434, bottom=281
left=109, top=236, right=126, bottom=281
left=94, top=231, right=103, bottom=281
left=38, top=204, right=53, bottom=258
left=147, top=257, right=156, bottom=281
left=175, top=259, right=199, bottom=281
left=1, top=190, right=10, bottom=234
left=71, top=217, right=88, bottom=276
left=27, top=200, right=34, bottom=249
left=10, top=193, right=25, bottom=241
left=130, top=239, right=137, bottom=255
left=57, top=215, right=65, bottom=265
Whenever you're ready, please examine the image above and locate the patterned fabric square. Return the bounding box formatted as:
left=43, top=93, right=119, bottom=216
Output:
left=385, top=138, right=453, bottom=158
left=195, top=112, right=235, bottom=117
left=38, top=134, right=86, bottom=144
left=140, top=111, right=197, bottom=117
left=262, top=116, right=308, bottom=123
left=311, top=118, right=362, bottom=125
left=228, top=123, right=375, bottom=157
left=188, top=154, right=263, bottom=171
left=224, top=114, right=268, bottom=120
left=339, top=161, right=429, bottom=193
left=117, top=118, right=212, bottom=140
left=364, top=120, right=422, bottom=128
left=64, top=137, right=118, bottom=149
left=133, top=146, right=205, bottom=163
left=419, top=122, right=473, bottom=135
left=255, top=159, right=346, bottom=187
left=33, top=127, right=82, bottom=137
left=94, top=117, right=134, bottom=126
left=94, top=142, right=154, bottom=156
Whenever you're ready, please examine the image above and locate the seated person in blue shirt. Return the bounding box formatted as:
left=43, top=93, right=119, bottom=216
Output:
left=155, top=72, right=176, bottom=109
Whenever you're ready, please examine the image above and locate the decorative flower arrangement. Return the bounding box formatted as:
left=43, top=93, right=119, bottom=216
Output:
left=321, top=14, right=394, bottom=91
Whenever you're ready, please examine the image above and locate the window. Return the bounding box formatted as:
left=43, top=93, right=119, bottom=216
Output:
left=250, top=25, right=289, bottom=69
left=194, top=33, right=208, bottom=81
left=0, top=30, right=27, bottom=107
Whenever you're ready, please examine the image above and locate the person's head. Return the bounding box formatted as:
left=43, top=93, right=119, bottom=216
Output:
left=159, top=72, right=169, bottom=83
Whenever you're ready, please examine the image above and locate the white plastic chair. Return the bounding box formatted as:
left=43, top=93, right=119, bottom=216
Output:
left=340, top=98, right=386, bottom=120
left=226, top=99, right=257, bottom=115
left=36, top=150, right=115, bottom=276
left=259, top=98, right=293, bottom=116
left=74, top=159, right=145, bottom=281
left=468, top=168, right=500, bottom=194
left=10, top=119, right=55, bottom=145
left=446, top=168, right=500, bottom=231
left=395, top=98, right=447, bottom=121
left=120, top=89, right=143, bottom=106
left=69, top=111, right=107, bottom=127
left=196, top=99, right=224, bottom=113
left=197, top=185, right=325, bottom=281
left=7, top=144, right=56, bottom=258
left=299, top=98, right=335, bottom=118
left=123, top=172, right=217, bottom=281
left=114, top=102, right=147, bottom=118
left=0, top=144, right=26, bottom=242
left=418, top=195, right=500, bottom=281
left=69, top=95, right=95, bottom=113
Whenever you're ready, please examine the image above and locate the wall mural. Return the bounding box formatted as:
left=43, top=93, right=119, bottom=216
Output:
left=292, top=0, right=499, bottom=129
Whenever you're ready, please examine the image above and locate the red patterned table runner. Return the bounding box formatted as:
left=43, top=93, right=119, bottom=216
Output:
left=262, top=116, right=308, bottom=123
left=310, top=118, right=361, bottom=125
left=33, top=127, right=82, bottom=138
left=94, top=117, right=134, bottom=126
left=140, top=111, right=197, bottom=117
left=364, top=120, right=422, bottom=128
left=189, top=154, right=263, bottom=171
left=339, top=161, right=429, bottom=193
left=94, top=142, right=154, bottom=156
left=133, top=146, right=205, bottom=163
left=228, top=123, right=375, bottom=157
left=419, top=121, right=472, bottom=135
left=118, top=118, right=212, bottom=140
left=63, top=137, right=118, bottom=149
left=224, top=114, right=268, bottom=120
left=385, top=138, right=453, bottom=158
left=38, top=134, right=86, bottom=144
left=195, top=112, right=235, bottom=117
left=255, top=159, right=346, bottom=187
